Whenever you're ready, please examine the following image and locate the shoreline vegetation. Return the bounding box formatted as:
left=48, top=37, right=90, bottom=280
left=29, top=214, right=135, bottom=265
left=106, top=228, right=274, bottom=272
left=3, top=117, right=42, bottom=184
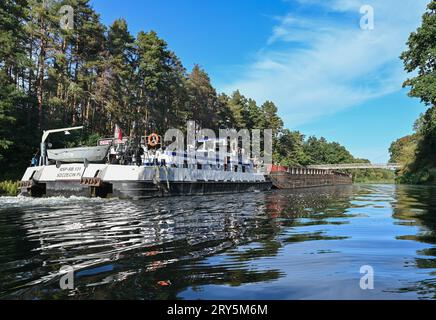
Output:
left=2, top=1, right=432, bottom=192
left=389, top=1, right=436, bottom=185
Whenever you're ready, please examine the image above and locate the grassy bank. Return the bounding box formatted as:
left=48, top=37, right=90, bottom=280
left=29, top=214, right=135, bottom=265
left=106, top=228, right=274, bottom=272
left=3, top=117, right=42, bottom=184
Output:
left=0, top=180, right=19, bottom=196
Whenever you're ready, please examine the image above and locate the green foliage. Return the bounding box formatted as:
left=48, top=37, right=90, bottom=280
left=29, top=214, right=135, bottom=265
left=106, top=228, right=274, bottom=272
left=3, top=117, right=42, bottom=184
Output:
left=186, top=64, right=219, bottom=129
left=133, top=30, right=187, bottom=133
left=394, top=1, right=436, bottom=184
left=414, top=106, right=436, bottom=168
left=389, top=134, right=419, bottom=165
left=261, top=101, right=283, bottom=138
left=274, top=130, right=309, bottom=166
left=84, top=133, right=101, bottom=147
left=351, top=169, right=395, bottom=184
left=0, top=0, right=28, bottom=162
left=227, top=90, right=248, bottom=130
left=400, top=1, right=436, bottom=106
left=0, top=180, right=18, bottom=196
left=395, top=168, right=436, bottom=185
left=0, top=74, right=17, bottom=160
left=303, top=136, right=354, bottom=165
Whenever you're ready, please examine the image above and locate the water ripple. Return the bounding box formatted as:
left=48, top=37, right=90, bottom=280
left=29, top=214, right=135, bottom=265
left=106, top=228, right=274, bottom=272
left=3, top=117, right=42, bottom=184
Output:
left=0, top=184, right=435, bottom=299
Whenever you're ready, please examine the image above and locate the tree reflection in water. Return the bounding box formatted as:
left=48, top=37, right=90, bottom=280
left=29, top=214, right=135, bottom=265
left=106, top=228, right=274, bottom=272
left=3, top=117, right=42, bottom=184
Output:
left=392, top=185, right=436, bottom=299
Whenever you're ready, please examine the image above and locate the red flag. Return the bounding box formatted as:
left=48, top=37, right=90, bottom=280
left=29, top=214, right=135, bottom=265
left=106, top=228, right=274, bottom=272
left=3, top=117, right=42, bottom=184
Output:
left=114, top=125, right=123, bottom=142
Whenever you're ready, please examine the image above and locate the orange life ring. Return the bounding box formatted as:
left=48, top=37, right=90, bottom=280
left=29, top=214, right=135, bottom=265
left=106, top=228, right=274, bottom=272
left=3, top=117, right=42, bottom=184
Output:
left=148, top=133, right=160, bottom=147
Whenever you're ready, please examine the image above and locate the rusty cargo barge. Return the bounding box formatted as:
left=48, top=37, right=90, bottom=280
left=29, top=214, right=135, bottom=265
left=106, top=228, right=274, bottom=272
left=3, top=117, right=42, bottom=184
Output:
left=268, top=165, right=352, bottom=189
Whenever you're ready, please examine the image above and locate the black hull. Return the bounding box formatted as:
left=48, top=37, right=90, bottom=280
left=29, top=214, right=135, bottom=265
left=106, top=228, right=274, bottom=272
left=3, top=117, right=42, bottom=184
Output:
left=21, top=180, right=272, bottom=200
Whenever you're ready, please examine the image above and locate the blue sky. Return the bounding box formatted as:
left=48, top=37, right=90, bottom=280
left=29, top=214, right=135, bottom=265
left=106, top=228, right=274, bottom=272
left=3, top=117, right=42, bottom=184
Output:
left=91, top=0, right=429, bottom=162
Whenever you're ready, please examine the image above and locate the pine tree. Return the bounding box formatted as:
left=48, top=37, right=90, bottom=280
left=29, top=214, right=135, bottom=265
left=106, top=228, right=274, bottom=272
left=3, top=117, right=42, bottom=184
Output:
left=274, top=130, right=308, bottom=166
left=228, top=90, right=248, bottom=130
left=134, top=30, right=187, bottom=133
left=186, top=64, right=219, bottom=129
left=216, top=93, right=235, bottom=129
left=0, top=0, right=28, bottom=160
left=103, top=19, right=135, bottom=132
left=26, top=0, right=59, bottom=129
left=47, top=0, right=106, bottom=131
left=261, top=101, right=283, bottom=137
left=0, top=0, right=38, bottom=178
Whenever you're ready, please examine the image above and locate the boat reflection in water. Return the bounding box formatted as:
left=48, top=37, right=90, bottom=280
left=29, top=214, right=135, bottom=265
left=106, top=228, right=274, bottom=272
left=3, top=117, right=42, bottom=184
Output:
left=0, top=184, right=435, bottom=299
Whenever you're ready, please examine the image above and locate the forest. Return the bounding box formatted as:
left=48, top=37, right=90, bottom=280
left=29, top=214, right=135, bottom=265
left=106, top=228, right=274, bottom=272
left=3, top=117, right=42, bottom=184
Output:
left=0, top=0, right=392, bottom=190
left=389, top=0, right=436, bottom=184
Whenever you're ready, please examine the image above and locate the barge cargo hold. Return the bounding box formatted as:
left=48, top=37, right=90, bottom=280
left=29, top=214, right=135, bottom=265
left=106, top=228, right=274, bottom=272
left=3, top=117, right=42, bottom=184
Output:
left=268, top=165, right=352, bottom=189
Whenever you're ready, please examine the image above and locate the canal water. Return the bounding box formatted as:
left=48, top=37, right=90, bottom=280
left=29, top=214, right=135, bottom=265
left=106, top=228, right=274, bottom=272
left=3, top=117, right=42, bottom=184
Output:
left=0, top=184, right=435, bottom=300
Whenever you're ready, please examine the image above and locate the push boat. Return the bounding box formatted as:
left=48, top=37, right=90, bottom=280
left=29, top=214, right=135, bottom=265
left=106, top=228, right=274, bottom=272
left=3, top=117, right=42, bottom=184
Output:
left=19, top=126, right=272, bottom=199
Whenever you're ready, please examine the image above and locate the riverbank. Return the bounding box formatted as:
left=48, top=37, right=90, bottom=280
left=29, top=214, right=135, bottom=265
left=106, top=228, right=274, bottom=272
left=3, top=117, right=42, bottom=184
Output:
left=395, top=167, right=436, bottom=185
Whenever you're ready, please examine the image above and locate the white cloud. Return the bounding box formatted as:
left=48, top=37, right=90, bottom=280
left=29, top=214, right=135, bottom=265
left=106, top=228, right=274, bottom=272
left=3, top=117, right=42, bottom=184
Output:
left=221, top=0, right=428, bottom=127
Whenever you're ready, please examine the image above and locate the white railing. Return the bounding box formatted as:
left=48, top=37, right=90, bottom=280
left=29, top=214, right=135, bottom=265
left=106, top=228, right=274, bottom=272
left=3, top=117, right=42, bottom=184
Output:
left=306, top=163, right=402, bottom=170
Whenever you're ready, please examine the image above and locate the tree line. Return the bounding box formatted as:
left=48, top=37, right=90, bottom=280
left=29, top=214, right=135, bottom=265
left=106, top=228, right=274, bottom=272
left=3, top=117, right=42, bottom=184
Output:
left=390, top=1, right=436, bottom=184
left=0, top=0, right=388, bottom=182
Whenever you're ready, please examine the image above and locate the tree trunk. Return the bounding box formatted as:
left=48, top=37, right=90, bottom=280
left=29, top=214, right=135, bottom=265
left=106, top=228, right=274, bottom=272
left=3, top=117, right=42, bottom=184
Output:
left=37, top=41, right=46, bottom=130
